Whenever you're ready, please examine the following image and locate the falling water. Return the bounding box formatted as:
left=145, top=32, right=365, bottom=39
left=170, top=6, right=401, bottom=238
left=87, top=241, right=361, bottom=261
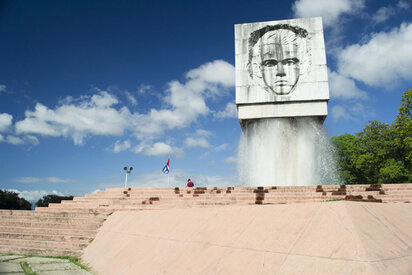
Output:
left=238, top=117, right=341, bottom=186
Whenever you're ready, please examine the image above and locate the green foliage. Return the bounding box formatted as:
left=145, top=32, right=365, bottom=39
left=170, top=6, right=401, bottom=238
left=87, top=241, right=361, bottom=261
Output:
left=0, top=189, right=32, bottom=210
left=332, top=88, right=412, bottom=184
left=393, top=88, right=412, bottom=170
left=35, top=194, right=73, bottom=207
left=20, top=261, right=37, bottom=275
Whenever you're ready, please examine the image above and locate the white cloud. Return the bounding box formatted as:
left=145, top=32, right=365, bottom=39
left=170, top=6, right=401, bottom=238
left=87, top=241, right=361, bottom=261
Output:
left=292, top=0, right=364, bottom=27
left=398, top=0, right=410, bottom=9
left=223, top=156, right=237, bottom=164
left=199, top=143, right=228, bottom=159
left=125, top=91, right=137, bottom=106
left=112, top=140, right=131, bottom=153
left=133, top=142, right=184, bottom=157
left=214, top=102, right=238, bottom=119
left=130, top=60, right=234, bottom=139
left=44, top=177, right=72, bottom=183
left=0, top=113, right=12, bottom=132
left=14, top=177, right=41, bottom=183
left=214, top=144, right=228, bottom=152
left=5, top=135, right=25, bottom=145
left=337, top=23, right=412, bottom=89
left=372, top=6, right=395, bottom=24
left=195, top=129, right=213, bottom=137
left=184, top=137, right=211, bottom=148
left=137, top=84, right=152, bottom=95
left=0, top=135, right=39, bottom=146
left=7, top=189, right=65, bottom=204
left=331, top=102, right=372, bottom=121
left=0, top=134, right=3, bottom=142
left=185, top=60, right=235, bottom=88
left=15, top=91, right=129, bottom=145
left=25, top=135, right=40, bottom=146
left=14, top=176, right=72, bottom=184
left=10, top=60, right=235, bottom=147
left=331, top=105, right=351, bottom=120
left=0, top=85, right=6, bottom=93
left=328, top=69, right=367, bottom=100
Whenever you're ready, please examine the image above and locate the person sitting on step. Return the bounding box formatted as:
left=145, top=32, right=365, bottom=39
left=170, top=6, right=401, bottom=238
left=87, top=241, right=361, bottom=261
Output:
left=187, top=179, right=194, bottom=187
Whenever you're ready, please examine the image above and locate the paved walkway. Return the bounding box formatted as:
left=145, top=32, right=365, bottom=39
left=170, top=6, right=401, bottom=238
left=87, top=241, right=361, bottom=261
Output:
left=0, top=254, right=92, bottom=275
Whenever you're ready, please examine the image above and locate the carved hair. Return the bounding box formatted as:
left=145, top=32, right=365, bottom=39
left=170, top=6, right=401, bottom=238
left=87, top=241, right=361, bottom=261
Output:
left=247, top=24, right=309, bottom=79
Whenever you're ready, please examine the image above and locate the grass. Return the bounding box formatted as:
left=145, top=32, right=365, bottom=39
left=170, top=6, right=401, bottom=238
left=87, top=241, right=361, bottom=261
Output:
left=20, top=262, right=37, bottom=275
left=326, top=198, right=345, bottom=202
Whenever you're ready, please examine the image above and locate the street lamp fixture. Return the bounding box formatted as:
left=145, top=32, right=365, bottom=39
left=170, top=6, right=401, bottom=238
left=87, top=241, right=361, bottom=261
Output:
left=124, top=166, right=133, bottom=188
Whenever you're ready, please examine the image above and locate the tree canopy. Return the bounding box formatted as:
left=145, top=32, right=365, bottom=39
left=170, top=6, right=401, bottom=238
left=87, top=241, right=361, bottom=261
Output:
left=35, top=194, right=74, bottom=207
left=331, top=88, right=412, bottom=185
left=0, top=189, right=32, bottom=210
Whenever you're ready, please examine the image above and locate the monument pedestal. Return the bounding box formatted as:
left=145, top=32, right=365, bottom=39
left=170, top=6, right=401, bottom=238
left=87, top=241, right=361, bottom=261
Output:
left=237, top=100, right=327, bottom=121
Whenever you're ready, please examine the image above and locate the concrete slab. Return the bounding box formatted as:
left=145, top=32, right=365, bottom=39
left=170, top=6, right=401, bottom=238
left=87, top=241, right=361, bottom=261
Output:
left=0, top=262, right=23, bottom=273
left=0, top=255, right=26, bottom=262
left=30, top=262, right=80, bottom=271
left=83, top=202, right=412, bottom=274
left=9, top=256, right=70, bottom=264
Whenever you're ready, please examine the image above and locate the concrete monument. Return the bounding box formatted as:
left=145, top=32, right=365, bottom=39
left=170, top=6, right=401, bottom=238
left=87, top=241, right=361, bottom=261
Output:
left=235, top=17, right=329, bottom=122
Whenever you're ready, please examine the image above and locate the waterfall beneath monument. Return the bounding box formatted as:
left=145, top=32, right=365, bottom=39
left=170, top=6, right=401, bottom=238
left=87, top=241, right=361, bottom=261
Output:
left=238, top=117, right=341, bottom=186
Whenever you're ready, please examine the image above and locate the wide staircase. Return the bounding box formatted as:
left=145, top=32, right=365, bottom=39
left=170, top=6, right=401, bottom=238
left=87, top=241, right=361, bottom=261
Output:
left=0, top=183, right=411, bottom=257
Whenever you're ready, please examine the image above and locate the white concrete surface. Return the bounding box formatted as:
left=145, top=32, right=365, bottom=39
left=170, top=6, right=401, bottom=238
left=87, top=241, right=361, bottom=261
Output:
left=238, top=101, right=328, bottom=120
left=82, top=202, right=412, bottom=274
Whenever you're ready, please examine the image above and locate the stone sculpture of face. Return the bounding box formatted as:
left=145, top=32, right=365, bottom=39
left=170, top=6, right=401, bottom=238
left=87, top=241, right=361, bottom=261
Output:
left=259, top=30, right=301, bottom=95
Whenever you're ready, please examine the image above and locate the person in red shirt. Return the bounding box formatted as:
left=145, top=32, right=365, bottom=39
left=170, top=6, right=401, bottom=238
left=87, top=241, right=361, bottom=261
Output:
left=187, top=179, right=194, bottom=187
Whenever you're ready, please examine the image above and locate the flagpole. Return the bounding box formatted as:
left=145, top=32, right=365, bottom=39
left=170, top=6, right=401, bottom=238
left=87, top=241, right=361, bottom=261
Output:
left=168, top=155, right=170, bottom=186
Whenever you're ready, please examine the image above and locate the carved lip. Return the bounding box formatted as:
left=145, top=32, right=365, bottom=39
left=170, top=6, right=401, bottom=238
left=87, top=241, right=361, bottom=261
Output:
left=275, top=80, right=290, bottom=86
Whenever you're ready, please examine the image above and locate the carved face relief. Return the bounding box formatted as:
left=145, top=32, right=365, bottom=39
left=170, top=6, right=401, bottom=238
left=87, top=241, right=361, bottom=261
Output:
left=260, top=31, right=300, bottom=95
left=248, top=25, right=308, bottom=96
left=259, top=30, right=302, bottom=95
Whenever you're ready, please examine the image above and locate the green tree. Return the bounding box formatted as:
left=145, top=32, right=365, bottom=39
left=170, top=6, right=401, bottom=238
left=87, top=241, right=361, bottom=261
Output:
left=0, top=189, right=32, bottom=210
left=35, top=194, right=74, bottom=207
left=332, top=88, right=412, bottom=184
left=392, top=88, right=412, bottom=172
left=355, top=120, right=394, bottom=184
left=331, top=134, right=362, bottom=185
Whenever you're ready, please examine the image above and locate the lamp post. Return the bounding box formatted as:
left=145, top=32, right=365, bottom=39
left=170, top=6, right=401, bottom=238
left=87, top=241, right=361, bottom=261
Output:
left=124, top=166, right=133, bottom=188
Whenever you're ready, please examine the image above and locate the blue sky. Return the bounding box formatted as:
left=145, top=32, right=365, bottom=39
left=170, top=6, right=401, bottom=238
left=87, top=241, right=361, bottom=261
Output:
left=0, top=0, right=411, bottom=203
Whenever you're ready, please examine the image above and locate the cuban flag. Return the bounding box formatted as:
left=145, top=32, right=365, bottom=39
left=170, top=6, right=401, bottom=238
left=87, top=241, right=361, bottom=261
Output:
left=162, top=158, right=170, bottom=174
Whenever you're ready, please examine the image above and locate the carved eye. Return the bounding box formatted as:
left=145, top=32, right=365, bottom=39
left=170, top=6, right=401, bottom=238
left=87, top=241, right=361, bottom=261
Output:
left=261, top=59, right=278, bottom=67
left=282, top=58, right=299, bottom=65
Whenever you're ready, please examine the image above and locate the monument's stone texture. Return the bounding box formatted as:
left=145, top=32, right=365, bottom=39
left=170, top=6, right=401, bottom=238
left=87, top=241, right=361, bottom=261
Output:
left=235, top=17, right=329, bottom=121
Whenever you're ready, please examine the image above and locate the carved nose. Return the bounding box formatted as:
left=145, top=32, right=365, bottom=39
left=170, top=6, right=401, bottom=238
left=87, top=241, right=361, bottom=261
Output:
left=276, top=63, right=286, bottom=77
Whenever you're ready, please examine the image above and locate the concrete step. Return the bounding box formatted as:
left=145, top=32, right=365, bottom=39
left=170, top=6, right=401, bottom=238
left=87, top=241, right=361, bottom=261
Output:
left=34, top=207, right=113, bottom=214
left=0, top=244, right=82, bottom=257
left=0, top=220, right=101, bottom=230
left=0, top=238, right=88, bottom=250
left=0, top=209, right=109, bottom=219
left=382, top=198, right=412, bottom=202
left=0, top=216, right=106, bottom=224
left=0, top=232, right=92, bottom=242
left=0, top=223, right=98, bottom=236
left=44, top=199, right=314, bottom=208
left=0, top=226, right=97, bottom=237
